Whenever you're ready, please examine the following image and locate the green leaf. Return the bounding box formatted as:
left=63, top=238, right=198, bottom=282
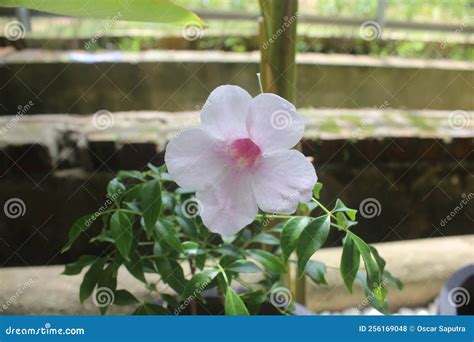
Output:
left=117, top=170, right=144, bottom=181
left=63, top=255, right=96, bottom=275
left=176, top=216, right=198, bottom=238
left=296, top=215, right=330, bottom=271
left=247, top=250, right=285, bottom=273
left=340, top=234, right=360, bottom=293
left=252, top=232, right=280, bottom=245
left=96, top=263, right=118, bottom=315
left=125, top=202, right=141, bottom=214
left=348, top=232, right=381, bottom=292
left=196, top=253, right=207, bottom=270
left=304, top=260, right=328, bottom=285
left=335, top=212, right=358, bottom=230
left=110, top=211, right=133, bottom=260
left=383, top=270, right=404, bottom=290
left=154, top=258, right=187, bottom=296
left=161, top=294, right=180, bottom=307
left=132, top=303, right=169, bottom=315
left=183, top=270, right=218, bottom=299
left=182, top=241, right=205, bottom=256
left=333, top=199, right=357, bottom=221
left=124, top=252, right=146, bottom=284
left=356, top=273, right=389, bottom=314
left=281, top=217, right=312, bottom=261
left=155, top=219, right=183, bottom=253
left=225, top=287, right=249, bottom=315
left=240, top=290, right=267, bottom=305
left=147, top=163, right=161, bottom=174
left=369, top=246, right=386, bottom=274
left=61, top=215, right=95, bottom=253
left=114, top=289, right=139, bottom=305
left=226, top=260, right=261, bottom=273
left=2, top=0, right=205, bottom=25
left=79, top=258, right=107, bottom=303
left=123, top=184, right=142, bottom=202
left=107, top=178, right=126, bottom=199
left=141, top=180, right=162, bottom=239
left=215, top=245, right=244, bottom=259
left=312, top=182, right=323, bottom=199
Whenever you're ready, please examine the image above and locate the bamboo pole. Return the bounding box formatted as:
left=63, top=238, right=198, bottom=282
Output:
left=258, top=0, right=304, bottom=305
left=258, top=0, right=298, bottom=103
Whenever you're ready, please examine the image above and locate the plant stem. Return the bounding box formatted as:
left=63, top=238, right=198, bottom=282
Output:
left=294, top=267, right=306, bottom=304
left=217, top=264, right=229, bottom=285
left=312, top=198, right=348, bottom=232
left=311, top=197, right=332, bottom=216
left=259, top=0, right=298, bottom=102
left=189, top=260, right=197, bottom=316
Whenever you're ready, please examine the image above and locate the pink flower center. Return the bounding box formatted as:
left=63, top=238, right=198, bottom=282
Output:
left=227, top=138, right=262, bottom=171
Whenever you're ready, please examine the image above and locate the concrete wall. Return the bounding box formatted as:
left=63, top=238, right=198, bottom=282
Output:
left=0, top=110, right=473, bottom=267
left=1, top=51, right=472, bottom=114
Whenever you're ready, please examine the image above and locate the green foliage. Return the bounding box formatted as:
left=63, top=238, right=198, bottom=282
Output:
left=63, top=165, right=401, bottom=315
left=225, top=287, right=249, bottom=315
left=61, top=215, right=95, bottom=253
left=281, top=217, right=311, bottom=261
left=141, top=179, right=162, bottom=238
left=296, top=215, right=330, bottom=271
left=340, top=234, right=360, bottom=293
left=304, top=260, right=328, bottom=286
left=110, top=211, right=133, bottom=260
left=2, top=0, right=204, bottom=25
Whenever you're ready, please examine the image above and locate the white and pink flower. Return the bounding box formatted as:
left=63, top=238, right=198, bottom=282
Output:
left=165, top=85, right=317, bottom=235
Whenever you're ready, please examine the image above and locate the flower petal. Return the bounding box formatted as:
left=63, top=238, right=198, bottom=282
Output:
left=165, top=128, right=227, bottom=191
left=201, top=85, right=252, bottom=141
left=251, top=150, right=317, bottom=214
left=246, top=93, right=304, bottom=154
left=197, top=172, right=258, bottom=235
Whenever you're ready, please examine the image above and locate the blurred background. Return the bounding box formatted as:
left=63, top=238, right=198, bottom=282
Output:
left=0, top=0, right=472, bottom=315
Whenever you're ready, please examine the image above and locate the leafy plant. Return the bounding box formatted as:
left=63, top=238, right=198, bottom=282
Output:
left=2, top=0, right=204, bottom=25
left=62, top=164, right=401, bottom=315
